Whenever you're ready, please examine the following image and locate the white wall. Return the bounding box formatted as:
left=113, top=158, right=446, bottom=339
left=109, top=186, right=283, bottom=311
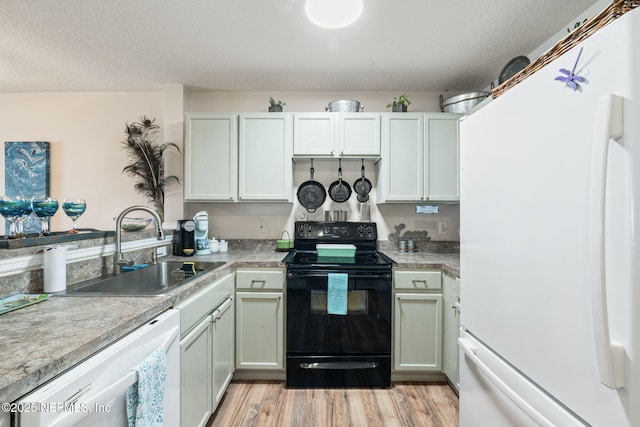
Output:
left=187, top=90, right=454, bottom=114
left=0, top=91, right=164, bottom=231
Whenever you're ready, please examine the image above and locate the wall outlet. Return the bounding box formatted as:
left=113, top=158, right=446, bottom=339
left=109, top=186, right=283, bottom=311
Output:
left=438, top=221, right=448, bottom=234
left=156, top=246, right=168, bottom=257
left=257, top=221, right=266, bottom=233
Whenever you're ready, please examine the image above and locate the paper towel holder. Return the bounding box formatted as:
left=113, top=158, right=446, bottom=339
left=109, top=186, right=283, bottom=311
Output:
left=43, top=245, right=76, bottom=293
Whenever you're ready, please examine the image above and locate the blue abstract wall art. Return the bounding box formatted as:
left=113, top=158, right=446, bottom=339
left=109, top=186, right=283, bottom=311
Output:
left=4, top=142, right=51, bottom=235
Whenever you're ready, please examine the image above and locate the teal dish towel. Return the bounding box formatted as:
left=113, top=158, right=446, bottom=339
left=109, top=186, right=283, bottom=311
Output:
left=126, top=347, right=167, bottom=427
left=327, top=273, right=348, bottom=315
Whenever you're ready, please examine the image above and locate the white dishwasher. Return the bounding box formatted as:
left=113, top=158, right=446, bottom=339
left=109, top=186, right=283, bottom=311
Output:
left=15, top=309, right=180, bottom=427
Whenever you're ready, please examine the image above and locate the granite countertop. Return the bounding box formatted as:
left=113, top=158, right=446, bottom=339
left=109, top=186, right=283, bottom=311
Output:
left=0, top=248, right=459, bottom=404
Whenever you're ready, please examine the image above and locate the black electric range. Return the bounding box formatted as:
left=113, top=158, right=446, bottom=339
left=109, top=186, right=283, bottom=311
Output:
left=283, top=221, right=394, bottom=388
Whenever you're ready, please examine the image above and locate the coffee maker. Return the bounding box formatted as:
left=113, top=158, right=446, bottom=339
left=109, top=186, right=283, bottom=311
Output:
left=193, top=211, right=211, bottom=255
left=174, top=219, right=196, bottom=256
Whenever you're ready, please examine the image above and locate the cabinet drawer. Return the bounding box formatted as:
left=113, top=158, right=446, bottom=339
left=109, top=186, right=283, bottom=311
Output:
left=394, top=270, right=442, bottom=290
left=236, top=269, right=284, bottom=290
left=176, top=273, right=234, bottom=337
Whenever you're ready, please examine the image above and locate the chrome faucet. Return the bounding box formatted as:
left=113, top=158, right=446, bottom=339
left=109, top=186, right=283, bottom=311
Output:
left=114, top=206, right=165, bottom=274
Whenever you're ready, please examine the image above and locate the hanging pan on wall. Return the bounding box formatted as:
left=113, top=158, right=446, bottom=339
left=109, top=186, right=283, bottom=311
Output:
left=353, top=159, right=372, bottom=202
left=297, top=159, right=326, bottom=213
left=328, top=159, right=352, bottom=203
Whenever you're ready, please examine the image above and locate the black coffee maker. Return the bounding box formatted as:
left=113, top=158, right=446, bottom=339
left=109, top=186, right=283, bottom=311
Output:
left=174, top=220, right=196, bottom=256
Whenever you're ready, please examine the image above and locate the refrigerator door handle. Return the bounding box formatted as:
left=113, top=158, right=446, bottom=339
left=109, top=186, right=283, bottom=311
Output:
left=587, top=93, right=625, bottom=389
left=459, top=337, right=556, bottom=427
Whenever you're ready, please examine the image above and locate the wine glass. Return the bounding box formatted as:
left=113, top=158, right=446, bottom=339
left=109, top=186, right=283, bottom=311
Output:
left=32, top=197, right=59, bottom=236
left=15, top=199, right=33, bottom=238
left=0, top=195, right=30, bottom=239
left=62, top=198, right=86, bottom=234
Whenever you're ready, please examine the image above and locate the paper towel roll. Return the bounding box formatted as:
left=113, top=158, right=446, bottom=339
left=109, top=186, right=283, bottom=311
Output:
left=44, top=246, right=69, bottom=293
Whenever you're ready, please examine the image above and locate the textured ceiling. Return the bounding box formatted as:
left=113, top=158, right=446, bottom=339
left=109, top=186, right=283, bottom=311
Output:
left=1, top=0, right=598, bottom=93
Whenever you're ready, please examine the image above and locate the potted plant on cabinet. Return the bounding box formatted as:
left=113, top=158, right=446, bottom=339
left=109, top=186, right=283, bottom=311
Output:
left=268, top=97, right=286, bottom=112
left=386, top=93, right=411, bottom=112
left=120, top=116, right=181, bottom=221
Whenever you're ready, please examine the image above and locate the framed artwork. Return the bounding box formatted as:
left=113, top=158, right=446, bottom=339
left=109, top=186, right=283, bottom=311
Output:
left=4, top=141, right=51, bottom=235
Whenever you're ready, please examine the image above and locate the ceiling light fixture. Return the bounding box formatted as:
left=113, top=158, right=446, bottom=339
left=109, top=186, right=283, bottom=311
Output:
left=305, top=0, right=363, bottom=29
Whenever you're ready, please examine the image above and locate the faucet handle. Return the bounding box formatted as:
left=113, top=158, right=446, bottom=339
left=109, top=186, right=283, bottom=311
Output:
left=117, top=258, right=135, bottom=267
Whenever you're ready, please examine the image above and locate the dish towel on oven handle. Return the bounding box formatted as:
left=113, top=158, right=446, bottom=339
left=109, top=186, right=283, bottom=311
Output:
left=327, top=273, right=348, bottom=315
left=126, top=346, right=167, bottom=427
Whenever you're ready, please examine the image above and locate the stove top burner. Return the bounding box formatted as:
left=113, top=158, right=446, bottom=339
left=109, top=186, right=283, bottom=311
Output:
left=284, top=222, right=395, bottom=270
left=296, top=253, right=379, bottom=265
left=284, top=250, right=394, bottom=270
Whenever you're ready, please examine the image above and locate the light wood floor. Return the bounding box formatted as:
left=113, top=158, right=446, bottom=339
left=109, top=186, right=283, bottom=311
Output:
left=207, top=380, right=459, bottom=427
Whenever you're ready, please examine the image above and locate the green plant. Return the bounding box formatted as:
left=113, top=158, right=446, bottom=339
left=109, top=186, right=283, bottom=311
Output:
left=269, top=97, right=286, bottom=107
left=121, top=116, right=180, bottom=220
left=567, top=19, right=587, bottom=33
left=386, top=93, right=411, bottom=109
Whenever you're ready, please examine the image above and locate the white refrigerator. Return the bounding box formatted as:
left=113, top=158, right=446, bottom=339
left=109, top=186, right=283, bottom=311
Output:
left=459, top=6, right=640, bottom=427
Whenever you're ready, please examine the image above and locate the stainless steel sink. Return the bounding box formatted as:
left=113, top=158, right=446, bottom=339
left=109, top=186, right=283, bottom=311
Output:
left=61, top=261, right=227, bottom=296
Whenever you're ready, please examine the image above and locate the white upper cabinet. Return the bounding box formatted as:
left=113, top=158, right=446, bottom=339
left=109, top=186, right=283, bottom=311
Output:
left=338, top=113, right=381, bottom=157
left=425, top=114, right=460, bottom=202
left=293, top=113, right=380, bottom=158
left=292, top=113, right=336, bottom=156
left=377, top=113, right=460, bottom=203
left=378, top=113, right=424, bottom=201
left=184, top=113, right=238, bottom=201
left=238, top=113, right=293, bottom=201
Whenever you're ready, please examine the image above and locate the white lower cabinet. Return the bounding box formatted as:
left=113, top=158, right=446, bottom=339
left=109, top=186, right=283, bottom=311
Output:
left=211, top=296, right=234, bottom=407
left=442, top=273, right=461, bottom=391
left=180, top=316, right=212, bottom=427
left=177, top=272, right=234, bottom=427
left=235, top=268, right=284, bottom=370
left=393, top=270, right=443, bottom=371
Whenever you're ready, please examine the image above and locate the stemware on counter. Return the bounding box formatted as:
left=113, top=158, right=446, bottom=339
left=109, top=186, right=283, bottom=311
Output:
left=0, top=196, right=86, bottom=239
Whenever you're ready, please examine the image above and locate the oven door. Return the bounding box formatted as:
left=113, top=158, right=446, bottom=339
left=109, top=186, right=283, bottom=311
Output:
left=286, top=269, right=392, bottom=387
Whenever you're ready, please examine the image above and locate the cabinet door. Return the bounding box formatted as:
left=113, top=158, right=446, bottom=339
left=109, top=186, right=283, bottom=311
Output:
left=235, top=291, right=284, bottom=369
left=442, top=274, right=461, bottom=390
left=184, top=113, right=237, bottom=201
left=293, top=113, right=336, bottom=156
left=238, top=113, right=293, bottom=201
left=338, top=113, right=381, bottom=157
left=393, top=292, right=443, bottom=371
left=378, top=113, right=424, bottom=202
left=212, top=297, right=234, bottom=410
left=180, top=316, right=212, bottom=427
left=425, top=114, right=460, bottom=201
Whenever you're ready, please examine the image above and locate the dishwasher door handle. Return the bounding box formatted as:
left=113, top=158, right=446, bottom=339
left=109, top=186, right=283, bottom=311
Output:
left=50, top=371, right=138, bottom=427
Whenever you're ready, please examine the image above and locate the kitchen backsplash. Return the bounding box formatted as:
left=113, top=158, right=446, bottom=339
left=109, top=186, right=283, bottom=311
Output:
left=0, top=236, right=457, bottom=297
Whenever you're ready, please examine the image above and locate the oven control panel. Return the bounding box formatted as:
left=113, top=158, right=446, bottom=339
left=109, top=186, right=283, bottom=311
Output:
left=294, top=221, right=376, bottom=240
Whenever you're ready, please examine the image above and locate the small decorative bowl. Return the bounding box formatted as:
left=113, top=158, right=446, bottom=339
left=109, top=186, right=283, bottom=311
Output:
left=119, top=217, right=152, bottom=232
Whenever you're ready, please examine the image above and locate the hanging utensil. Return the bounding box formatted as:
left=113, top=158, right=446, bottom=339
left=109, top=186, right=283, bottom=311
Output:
left=297, top=159, right=326, bottom=212
left=353, top=159, right=372, bottom=202
left=328, top=159, right=352, bottom=203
